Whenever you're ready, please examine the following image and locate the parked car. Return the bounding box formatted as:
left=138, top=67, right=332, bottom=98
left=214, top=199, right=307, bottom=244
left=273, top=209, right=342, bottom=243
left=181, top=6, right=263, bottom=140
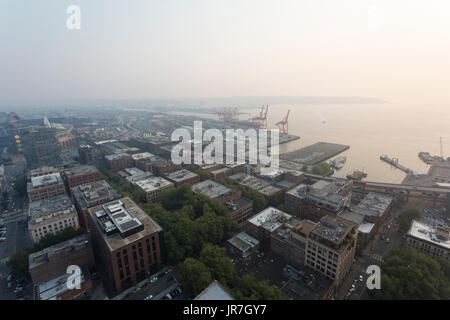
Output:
left=0, top=237, right=7, bottom=242
left=165, top=293, right=173, bottom=300
left=144, top=295, right=153, bottom=300
left=166, top=275, right=174, bottom=282
left=149, top=276, right=157, bottom=283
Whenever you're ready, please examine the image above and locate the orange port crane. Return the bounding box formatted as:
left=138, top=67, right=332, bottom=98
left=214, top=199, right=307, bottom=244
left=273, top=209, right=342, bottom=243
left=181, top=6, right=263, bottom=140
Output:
left=276, top=109, right=290, bottom=134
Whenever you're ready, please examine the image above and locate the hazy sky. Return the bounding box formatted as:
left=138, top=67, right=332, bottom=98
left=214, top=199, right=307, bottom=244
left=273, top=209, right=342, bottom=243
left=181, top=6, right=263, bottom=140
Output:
left=1, top=0, right=449, bottom=105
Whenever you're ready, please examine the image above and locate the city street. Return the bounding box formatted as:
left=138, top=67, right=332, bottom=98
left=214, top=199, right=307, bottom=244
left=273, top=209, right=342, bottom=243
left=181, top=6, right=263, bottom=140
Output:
left=337, top=206, right=406, bottom=300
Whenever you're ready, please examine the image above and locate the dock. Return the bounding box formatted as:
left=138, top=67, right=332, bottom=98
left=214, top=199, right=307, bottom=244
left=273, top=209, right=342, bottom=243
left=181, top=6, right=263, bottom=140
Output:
left=380, top=155, right=411, bottom=173
left=280, top=142, right=350, bottom=165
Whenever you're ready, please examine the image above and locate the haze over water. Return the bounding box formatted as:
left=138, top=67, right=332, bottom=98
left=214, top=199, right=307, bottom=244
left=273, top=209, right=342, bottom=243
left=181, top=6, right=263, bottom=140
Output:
left=262, top=103, right=450, bottom=183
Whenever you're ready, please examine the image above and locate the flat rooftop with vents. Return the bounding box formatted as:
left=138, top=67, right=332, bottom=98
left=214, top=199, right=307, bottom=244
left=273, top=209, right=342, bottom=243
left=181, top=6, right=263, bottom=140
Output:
left=248, top=207, right=292, bottom=233
left=311, top=216, right=354, bottom=245
left=408, top=220, right=450, bottom=250
left=351, top=192, right=393, bottom=218
left=28, top=172, right=64, bottom=190
left=88, top=197, right=162, bottom=251
left=165, top=169, right=199, bottom=183
left=192, top=180, right=235, bottom=200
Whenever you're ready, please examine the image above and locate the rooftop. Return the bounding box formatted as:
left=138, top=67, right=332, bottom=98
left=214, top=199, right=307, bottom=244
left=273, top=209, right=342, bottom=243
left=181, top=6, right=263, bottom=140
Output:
left=29, top=166, right=59, bottom=178
left=132, top=152, right=156, bottom=161
left=311, top=216, right=354, bottom=244
left=225, top=196, right=253, bottom=212
left=338, top=210, right=365, bottom=226
left=351, top=192, right=393, bottom=218
left=239, top=176, right=271, bottom=190
left=358, top=222, right=375, bottom=234
left=134, top=176, right=173, bottom=193
left=408, top=220, right=450, bottom=249
left=192, top=180, right=235, bottom=200
left=165, top=169, right=199, bottom=182
left=38, top=271, right=89, bottom=300
left=88, top=197, right=163, bottom=251
left=124, top=167, right=144, bottom=176
left=259, top=185, right=282, bottom=197
left=125, top=172, right=156, bottom=185
left=227, top=231, right=260, bottom=253
left=64, top=165, right=99, bottom=177
left=29, top=234, right=90, bottom=270
left=72, top=180, right=120, bottom=209
left=286, top=180, right=350, bottom=212
left=194, top=280, right=234, bottom=300
left=29, top=194, right=75, bottom=222
left=29, top=172, right=64, bottom=190
left=248, top=207, right=292, bottom=232
left=104, top=153, right=131, bottom=161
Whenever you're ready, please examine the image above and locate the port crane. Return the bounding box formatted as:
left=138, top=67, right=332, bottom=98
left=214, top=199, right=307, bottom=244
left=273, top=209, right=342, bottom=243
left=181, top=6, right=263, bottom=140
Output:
left=216, top=107, right=247, bottom=125
left=250, top=104, right=269, bottom=129
left=276, top=109, right=290, bottom=134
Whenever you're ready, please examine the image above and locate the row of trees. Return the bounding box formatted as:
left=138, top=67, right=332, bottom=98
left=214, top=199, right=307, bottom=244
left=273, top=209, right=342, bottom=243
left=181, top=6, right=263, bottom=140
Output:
left=8, top=227, right=85, bottom=278
left=369, top=247, right=450, bottom=299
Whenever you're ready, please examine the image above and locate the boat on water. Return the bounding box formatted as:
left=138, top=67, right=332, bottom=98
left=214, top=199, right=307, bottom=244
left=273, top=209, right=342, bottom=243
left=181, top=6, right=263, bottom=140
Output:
left=330, top=156, right=346, bottom=170
left=347, top=170, right=367, bottom=181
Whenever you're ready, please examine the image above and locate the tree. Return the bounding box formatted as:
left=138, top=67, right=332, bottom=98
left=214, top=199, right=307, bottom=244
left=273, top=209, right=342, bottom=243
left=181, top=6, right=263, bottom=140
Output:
left=396, top=208, right=422, bottom=233
left=312, top=162, right=331, bottom=176
left=370, top=247, right=450, bottom=299
left=177, top=258, right=213, bottom=296
left=199, top=244, right=237, bottom=287
left=7, top=227, right=84, bottom=278
left=13, top=175, right=27, bottom=197
left=232, top=274, right=287, bottom=300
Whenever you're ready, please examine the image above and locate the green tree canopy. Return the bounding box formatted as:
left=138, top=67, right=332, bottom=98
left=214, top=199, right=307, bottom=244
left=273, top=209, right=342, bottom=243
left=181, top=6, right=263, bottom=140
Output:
left=312, top=162, right=332, bottom=176
left=177, top=258, right=213, bottom=296
left=370, top=247, right=450, bottom=300
left=396, top=208, right=422, bottom=233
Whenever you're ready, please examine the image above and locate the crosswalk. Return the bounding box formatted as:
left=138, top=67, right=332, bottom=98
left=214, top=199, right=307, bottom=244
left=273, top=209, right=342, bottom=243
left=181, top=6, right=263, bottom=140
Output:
left=370, top=254, right=383, bottom=263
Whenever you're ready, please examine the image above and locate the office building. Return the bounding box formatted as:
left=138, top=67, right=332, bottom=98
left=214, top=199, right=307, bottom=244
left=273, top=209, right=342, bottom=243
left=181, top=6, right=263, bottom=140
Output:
left=72, top=180, right=121, bottom=227
left=28, top=194, right=80, bottom=243
left=87, top=198, right=163, bottom=295
left=306, top=216, right=357, bottom=286
left=406, top=220, right=449, bottom=260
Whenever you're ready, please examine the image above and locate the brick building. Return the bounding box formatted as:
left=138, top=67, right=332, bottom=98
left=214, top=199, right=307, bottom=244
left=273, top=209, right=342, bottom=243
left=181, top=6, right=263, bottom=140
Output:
left=87, top=198, right=163, bottom=295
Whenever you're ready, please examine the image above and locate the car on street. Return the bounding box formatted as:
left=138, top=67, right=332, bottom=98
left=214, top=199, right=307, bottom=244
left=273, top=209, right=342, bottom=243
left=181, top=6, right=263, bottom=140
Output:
left=149, top=276, right=157, bottom=283
left=359, top=275, right=364, bottom=282
left=144, top=295, right=153, bottom=300
left=0, top=237, right=7, bottom=242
